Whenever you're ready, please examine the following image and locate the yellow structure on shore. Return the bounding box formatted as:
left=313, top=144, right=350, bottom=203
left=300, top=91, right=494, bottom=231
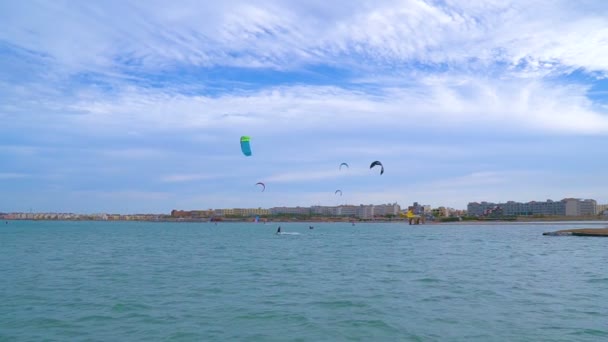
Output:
left=401, top=210, right=425, bottom=225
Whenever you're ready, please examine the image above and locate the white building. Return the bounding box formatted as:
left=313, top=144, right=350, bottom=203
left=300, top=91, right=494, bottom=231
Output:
left=337, top=206, right=359, bottom=217
left=309, top=204, right=402, bottom=219
left=468, top=198, right=597, bottom=216
left=373, top=203, right=401, bottom=217
left=564, top=198, right=597, bottom=216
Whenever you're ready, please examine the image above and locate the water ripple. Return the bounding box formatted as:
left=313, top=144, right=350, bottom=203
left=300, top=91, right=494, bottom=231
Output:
left=2, top=221, right=608, bottom=341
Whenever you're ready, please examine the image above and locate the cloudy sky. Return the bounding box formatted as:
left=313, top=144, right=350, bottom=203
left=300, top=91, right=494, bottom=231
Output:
left=1, top=0, right=608, bottom=214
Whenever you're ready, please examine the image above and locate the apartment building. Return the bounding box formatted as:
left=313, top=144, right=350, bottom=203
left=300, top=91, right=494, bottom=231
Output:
left=467, top=198, right=597, bottom=216
left=564, top=198, right=597, bottom=216
left=337, top=205, right=359, bottom=217
left=311, top=206, right=338, bottom=216
left=373, top=203, right=401, bottom=217
left=270, top=206, right=311, bottom=216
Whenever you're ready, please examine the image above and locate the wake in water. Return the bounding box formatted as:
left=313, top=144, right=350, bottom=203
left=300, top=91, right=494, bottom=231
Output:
left=275, top=226, right=300, bottom=235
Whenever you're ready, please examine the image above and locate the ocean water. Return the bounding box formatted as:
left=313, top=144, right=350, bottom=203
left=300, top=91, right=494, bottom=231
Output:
left=1, top=221, right=608, bottom=341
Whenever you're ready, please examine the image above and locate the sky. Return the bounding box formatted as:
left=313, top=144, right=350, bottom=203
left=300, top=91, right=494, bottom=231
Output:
left=1, top=0, right=608, bottom=214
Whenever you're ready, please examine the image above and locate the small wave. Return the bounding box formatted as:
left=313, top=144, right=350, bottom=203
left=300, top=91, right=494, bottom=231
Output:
left=587, top=277, right=608, bottom=284
left=111, top=303, right=150, bottom=312
left=312, top=300, right=368, bottom=309
left=349, top=319, right=394, bottom=329
left=29, top=317, right=74, bottom=328
left=415, top=277, right=441, bottom=283
left=76, top=315, right=114, bottom=323
left=168, top=331, right=203, bottom=340
left=235, top=312, right=283, bottom=320
left=569, top=328, right=608, bottom=337
left=421, top=295, right=454, bottom=302
left=277, top=232, right=300, bottom=235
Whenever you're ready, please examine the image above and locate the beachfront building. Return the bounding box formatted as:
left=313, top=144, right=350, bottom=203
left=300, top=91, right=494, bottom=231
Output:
left=467, top=198, right=597, bottom=217
left=337, top=205, right=359, bottom=217
left=282, top=204, right=401, bottom=219
left=357, top=205, right=374, bottom=219
left=408, top=202, right=428, bottom=215
left=434, top=207, right=451, bottom=217
left=311, top=206, right=338, bottom=216
left=311, top=205, right=364, bottom=218
left=229, top=208, right=271, bottom=217
left=331, top=203, right=401, bottom=219
left=212, top=208, right=266, bottom=217
left=193, top=209, right=215, bottom=217
left=270, top=206, right=311, bottom=216
left=214, top=208, right=235, bottom=216
left=564, top=198, right=597, bottom=216
left=467, top=202, right=492, bottom=216
left=373, top=203, right=401, bottom=217
left=597, top=204, right=608, bottom=215
left=208, top=208, right=268, bottom=217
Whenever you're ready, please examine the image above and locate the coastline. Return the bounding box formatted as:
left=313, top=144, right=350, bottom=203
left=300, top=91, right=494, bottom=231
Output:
left=4, top=217, right=608, bottom=225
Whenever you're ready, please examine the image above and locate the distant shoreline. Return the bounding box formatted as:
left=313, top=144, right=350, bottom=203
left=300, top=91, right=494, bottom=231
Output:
left=4, top=217, right=608, bottom=225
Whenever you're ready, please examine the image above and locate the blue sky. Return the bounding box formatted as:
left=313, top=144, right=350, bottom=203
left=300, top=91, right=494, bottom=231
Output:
left=2, top=0, right=608, bottom=214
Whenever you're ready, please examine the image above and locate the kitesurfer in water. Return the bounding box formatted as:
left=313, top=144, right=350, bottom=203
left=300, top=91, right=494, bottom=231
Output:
left=276, top=226, right=281, bottom=234
left=309, top=226, right=314, bottom=229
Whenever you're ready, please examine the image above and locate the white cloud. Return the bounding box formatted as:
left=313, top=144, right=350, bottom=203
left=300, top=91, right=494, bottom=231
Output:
left=2, top=1, right=608, bottom=73
left=61, top=76, right=608, bottom=135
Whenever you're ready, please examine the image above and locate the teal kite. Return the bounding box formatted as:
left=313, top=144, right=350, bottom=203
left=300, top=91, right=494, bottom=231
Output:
left=240, top=136, right=252, bottom=156
left=339, top=162, right=349, bottom=170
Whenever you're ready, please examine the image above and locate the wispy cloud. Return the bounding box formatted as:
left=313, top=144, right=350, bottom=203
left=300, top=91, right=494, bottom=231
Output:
left=59, top=78, right=608, bottom=135
left=3, top=1, right=608, bottom=74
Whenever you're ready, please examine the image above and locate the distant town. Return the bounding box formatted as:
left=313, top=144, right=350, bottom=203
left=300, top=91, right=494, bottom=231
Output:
left=2, top=197, right=607, bottom=223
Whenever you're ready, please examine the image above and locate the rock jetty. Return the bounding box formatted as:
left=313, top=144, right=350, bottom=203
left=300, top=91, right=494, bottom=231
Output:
left=543, top=228, right=608, bottom=237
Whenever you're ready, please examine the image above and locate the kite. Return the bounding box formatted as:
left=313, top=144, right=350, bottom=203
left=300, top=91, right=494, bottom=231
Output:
left=370, top=161, right=384, bottom=175
left=240, top=136, right=252, bottom=156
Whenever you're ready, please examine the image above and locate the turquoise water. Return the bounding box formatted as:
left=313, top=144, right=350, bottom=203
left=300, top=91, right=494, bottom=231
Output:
left=1, top=221, right=608, bottom=341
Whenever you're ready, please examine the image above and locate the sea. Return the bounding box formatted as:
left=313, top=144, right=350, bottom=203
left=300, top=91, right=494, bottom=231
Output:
left=1, top=220, right=607, bottom=341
